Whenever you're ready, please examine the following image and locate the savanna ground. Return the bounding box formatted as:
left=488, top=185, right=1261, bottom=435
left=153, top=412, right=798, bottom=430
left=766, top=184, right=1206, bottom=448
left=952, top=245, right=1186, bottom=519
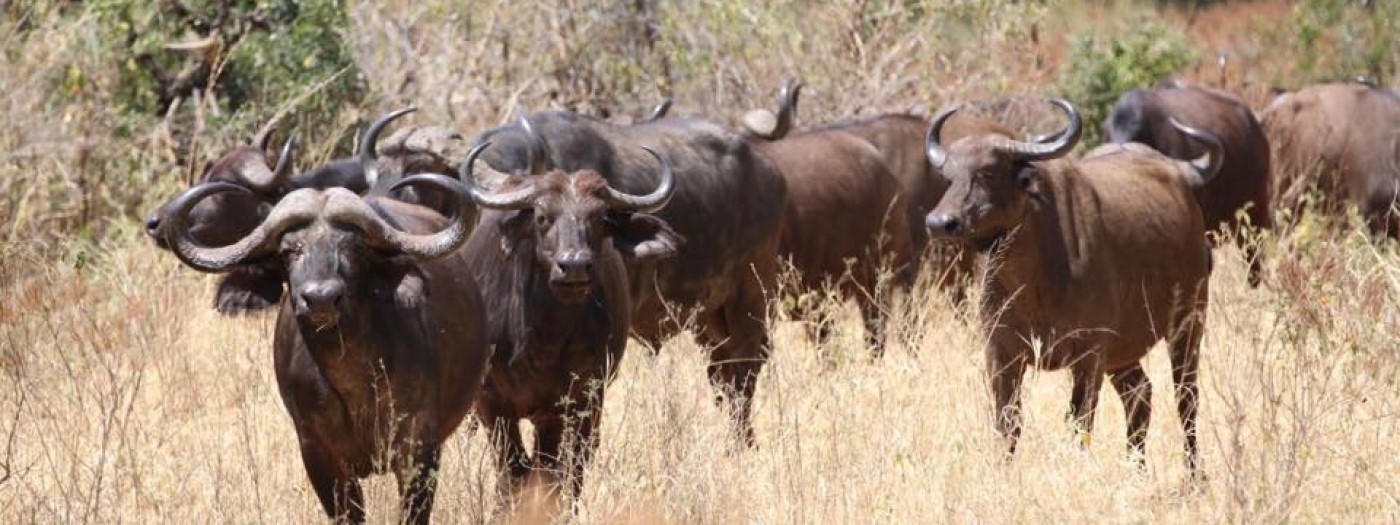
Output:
left=2, top=0, right=1399, bottom=523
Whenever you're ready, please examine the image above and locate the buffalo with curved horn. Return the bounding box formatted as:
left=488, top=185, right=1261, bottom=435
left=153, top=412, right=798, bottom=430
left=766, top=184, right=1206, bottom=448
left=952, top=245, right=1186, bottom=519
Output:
left=468, top=105, right=784, bottom=445
left=145, top=108, right=468, bottom=315
left=458, top=119, right=678, bottom=506
left=160, top=171, right=490, bottom=525
left=924, top=98, right=1214, bottom=476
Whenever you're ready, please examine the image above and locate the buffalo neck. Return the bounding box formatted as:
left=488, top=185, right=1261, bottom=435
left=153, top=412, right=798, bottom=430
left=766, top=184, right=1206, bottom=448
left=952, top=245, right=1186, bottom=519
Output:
left=980, top=167, right=1078, bottom=317
left=483, top=229, right=603, bottom=364
left=288, top=275, right=433, bottom=405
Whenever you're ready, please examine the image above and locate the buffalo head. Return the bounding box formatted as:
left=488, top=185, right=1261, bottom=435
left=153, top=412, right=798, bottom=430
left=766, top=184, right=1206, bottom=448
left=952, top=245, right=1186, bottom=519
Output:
left=922, top=99, right=1082, bottom=248
left=461, top=119, right=678, bottom=303
left=160, top=174, right=476, bottom=328
left=145, top=133, right=298, bottom=249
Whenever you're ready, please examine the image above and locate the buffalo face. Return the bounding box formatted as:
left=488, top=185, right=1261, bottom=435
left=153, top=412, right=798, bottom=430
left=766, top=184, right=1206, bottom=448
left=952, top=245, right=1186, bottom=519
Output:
left=158, top=176, right=477, bottom=327
left=924, top=145, right=1040, bottom=249
left=461, top=136, right=679, bottom=304
left=924, top=99, right=1083, bottom=250
left=145, top=138, right=297, bottom=249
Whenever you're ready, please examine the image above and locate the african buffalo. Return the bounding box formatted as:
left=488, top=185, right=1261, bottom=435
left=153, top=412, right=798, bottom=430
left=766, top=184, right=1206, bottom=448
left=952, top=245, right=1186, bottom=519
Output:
left=746, top=117, right=914, bottom=356
left=924, top=99, right=1214, bottom=473
left=741, top=82, right=1017, bottom=296
left=144, top=109, right=457, bottom=315
left=159, top=171, right=490, bottom=524
left=1105, top=84, right=1272, bottom=286
left=470, top=109, right=786, bottom=444
left=1259, top=81, right=1400, bottom=236
left=458, top=127, right=677, bottom=504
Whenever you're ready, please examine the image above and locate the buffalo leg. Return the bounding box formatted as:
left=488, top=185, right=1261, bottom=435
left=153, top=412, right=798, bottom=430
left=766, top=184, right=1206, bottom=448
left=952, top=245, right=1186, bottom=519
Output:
left=299, top=444, right=364, bottom=524
left=395, top=445, right=441, bottom=525
left=701, top=282, right=771, bottom=446
left=537, top=404, right=602, bottom=503
left=860, top=302, right=887, bottom=358
left=487, top=417, right=531, bottom=500
left=1169, top=311, right=1206, bottom=475
left=532, top=415, right=567, bottom=494
left=1109, top=364, right=1153, bottom=462
left=1068, top=352, right=1106, bottom=447
left=986, top=345, right=1028, bottom=456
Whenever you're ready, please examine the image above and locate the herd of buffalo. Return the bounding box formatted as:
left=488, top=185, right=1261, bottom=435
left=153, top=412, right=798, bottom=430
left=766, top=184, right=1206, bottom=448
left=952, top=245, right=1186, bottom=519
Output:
left=143, top=75, right=1400, bottom=522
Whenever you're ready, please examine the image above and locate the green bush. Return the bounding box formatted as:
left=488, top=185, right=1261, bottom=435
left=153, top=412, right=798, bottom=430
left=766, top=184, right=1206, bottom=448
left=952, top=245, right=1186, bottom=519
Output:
left=1055, top=15, right=1197, bottom=146
left=1289, top=0, right=1398, bottom=85
left=86, top=0, right=365, bottom=148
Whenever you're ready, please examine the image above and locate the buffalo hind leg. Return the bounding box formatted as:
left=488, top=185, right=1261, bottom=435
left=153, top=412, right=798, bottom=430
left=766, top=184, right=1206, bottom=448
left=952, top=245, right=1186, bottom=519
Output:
left=1110, top=364, right=1153, bottom=464
left=1170, top=310, right=1206, bottom=476
left=1068, top=351, right=1106, bottom=449
left=299, top=443, right=364, bottom=524
left=394, top=445, right=441, bottom=525
left=987, top=344, right=1028, bottom=458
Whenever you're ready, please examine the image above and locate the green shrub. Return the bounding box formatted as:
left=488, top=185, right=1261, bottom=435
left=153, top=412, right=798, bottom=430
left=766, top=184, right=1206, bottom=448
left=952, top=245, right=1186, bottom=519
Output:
left=1055, top=15, right=1197, bottom=146
left=86, top=0, right=365, bottom=148
left=1289, top=0, right=1398, bottom=85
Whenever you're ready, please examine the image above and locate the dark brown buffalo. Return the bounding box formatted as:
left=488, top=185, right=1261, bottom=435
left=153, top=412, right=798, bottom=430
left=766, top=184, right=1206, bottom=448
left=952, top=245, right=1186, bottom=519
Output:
left=457, top=130, right=677, bottom=504
left=749, top=125, right=913, bottom=356
left=924, top=100, right=1214, bottom=473
left=159, top=173, right=489, bottom=524
left=1259, top=81, right=1400, bottom=236
left=741, top=82, right=1017, bottom=295
left=1105, top=84, right=1273, bottom=286
left=144, top=108, right=456, bottom=315
left=470, top=110, right=785, bottom=444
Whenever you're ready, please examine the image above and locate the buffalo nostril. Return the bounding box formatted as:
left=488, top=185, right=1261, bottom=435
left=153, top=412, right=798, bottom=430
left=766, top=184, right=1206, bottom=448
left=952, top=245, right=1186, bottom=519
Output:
left=926, top=213, right=961, bottom=235
left=299, top=281, right=346, bottom=312
left=557, top=260, right=593, bottom=275
left=144, top=216, right=161, bottom=236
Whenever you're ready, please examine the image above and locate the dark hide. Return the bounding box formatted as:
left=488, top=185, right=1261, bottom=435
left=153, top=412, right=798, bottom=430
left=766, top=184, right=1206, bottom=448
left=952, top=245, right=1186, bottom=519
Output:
left=466, top=170, right=667, bottom=504
left=751, top=129, right=913, bottom=356
left=255, top=195, right=489, bottom=524
left=471, top=112, right=786, bottom=444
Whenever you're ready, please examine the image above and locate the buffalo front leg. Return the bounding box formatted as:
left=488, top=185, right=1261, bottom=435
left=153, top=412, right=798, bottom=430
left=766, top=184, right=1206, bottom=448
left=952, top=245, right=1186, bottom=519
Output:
left=1109, top=364, right=1153, bottom=462
left=394, top=445, right=441, bottom=525
left=700, top=284, right=772, bottom=447
left=858, top=290, right=893, bottom=359
left=1068, top=350, right=1106, bottom=448
left=986, top=343, right=1028, bottom=457
left=534, top=404, right=603, bottom=504
left=486, top=416, right=531, bottom=501
left=299, top=443, right=365, bottom=524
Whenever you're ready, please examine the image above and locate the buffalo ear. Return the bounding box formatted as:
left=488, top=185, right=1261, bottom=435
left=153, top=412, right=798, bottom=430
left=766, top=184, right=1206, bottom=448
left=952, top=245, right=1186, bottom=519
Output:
left=214, top=265, right=285, bottom=315
left=608, top=212, right=684, bottom=261
left=498, top=210, right=532, bottom=256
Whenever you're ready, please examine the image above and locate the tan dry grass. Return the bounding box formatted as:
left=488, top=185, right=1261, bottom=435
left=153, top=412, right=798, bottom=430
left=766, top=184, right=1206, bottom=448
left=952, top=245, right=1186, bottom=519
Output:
left=2, top=223, right=1399, bottom=524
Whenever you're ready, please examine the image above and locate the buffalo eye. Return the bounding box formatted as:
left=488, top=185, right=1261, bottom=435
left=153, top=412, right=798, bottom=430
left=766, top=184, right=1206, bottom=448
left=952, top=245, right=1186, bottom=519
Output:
left=1015, top=166, right=1035, bottom=190
left=534, top=213, right=553, bottom=229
